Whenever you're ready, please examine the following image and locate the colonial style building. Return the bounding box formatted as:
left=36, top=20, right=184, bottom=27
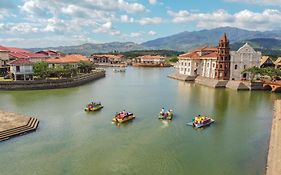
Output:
left=36, top=50, right=64, bottom=58
left=45, top=54, right=90, bottom=68
left=178, top=33, right=262, bottom=81
left=133, top=55, right=170, bottom=67
left=9, top=59, right=34, bottom=81
left=0, top=46, right=10, bottom=71
left=230, top=43, right=261, bottom=80
left=91, top=54, right=124, bottom=64
left=178, top=47, right=217, bottom=78
left=215, top=33, right=231, bottom=80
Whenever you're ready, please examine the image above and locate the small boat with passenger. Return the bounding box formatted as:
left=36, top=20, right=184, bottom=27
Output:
left=84, top=102, right=103, bottom=112
left=158, top=108, right=173, bottom=120
left=187, top=115, right=215, bottom=128
left=112, top=110, right=135, bottom=123
left=113, top=68, right=126, bottom=72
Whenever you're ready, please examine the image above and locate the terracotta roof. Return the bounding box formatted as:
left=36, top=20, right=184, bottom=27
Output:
left=192, top=46, right=217, bottom=52
left=139, top=55, right=165, bottom=59
left=202, top=52, right=218, bottom=58
left=9, top=52, right=29, bottom=59
left=36, top=50, right=61, bottom=56
left=179, top=52, right=200, bottom=59
left=9, top=59, right=34, bottom=65
left=92, top=54, right=123, bottom=59
left=7, top=47, right=31, bottom=53
left=45, top=54, right=89, bottom=64
left=0, top=45, right=9, bottom=52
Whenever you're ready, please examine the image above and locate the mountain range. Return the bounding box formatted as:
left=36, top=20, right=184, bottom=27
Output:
left=28, top=27, right=281, bottom=56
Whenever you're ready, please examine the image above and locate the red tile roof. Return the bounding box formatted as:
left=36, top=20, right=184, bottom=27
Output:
left=139, top=55, right=165, bottom=59
left=45, top=54, right=89, bottom=64
left=7, top=47, right=31, bottom=53
left=9, top=52, right=29, bottom=59
left=203, top=52, right=218, bottom=58
left=192, top=46, right=217, bottom=52
left=9, top=59, right=34, bottom=65
left=92, top=54, right=123, bottom=60
left=0, top=45, right=9, bottom=52
left=179, top=52, right=200, bottom=59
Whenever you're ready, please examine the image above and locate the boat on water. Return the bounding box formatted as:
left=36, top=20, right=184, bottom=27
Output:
left=187, top=116, right=215, bottom=128
left=84, top=102, right=103, bottom=112
left=158, top=109, right=173, bottom=120
left=112, top=111, right=135, bottom=123
left=113, top=68, right=126, bottom=72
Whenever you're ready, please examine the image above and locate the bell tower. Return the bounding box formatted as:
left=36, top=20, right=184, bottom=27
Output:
left=215, top=33, right=230, bottom=80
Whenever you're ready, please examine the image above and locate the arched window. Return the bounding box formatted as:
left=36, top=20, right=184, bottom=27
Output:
left=235, top=65, right=238, bottom=70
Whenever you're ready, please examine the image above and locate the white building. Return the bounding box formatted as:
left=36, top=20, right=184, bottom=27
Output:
left=178, top=47, right=217, bottom=78
left=230, top=43, right=261, bottom=80
left=9, top=59, right=34, bottom=81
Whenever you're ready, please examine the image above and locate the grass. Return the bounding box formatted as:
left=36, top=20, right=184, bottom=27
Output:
left=0, top=77, right=13, bottom=82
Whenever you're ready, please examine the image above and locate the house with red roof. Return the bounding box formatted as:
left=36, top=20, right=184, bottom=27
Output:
left=178, top=46, right=218, bottom=78
left=36, top=50, right=64, bottom=58
left=91, top=54, right=124, bottom=64
left=9, top=59, right=34, bottom=81
left=178, top=33, right=262, bottom=81
left=133, top=55, right=170, bottom=67
left=45, top=54, right=90, bottom=68
left=0, top=46, right=10, bottom=71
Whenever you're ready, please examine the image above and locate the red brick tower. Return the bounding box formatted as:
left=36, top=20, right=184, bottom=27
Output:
left=215, top=33, right=230, bottom=80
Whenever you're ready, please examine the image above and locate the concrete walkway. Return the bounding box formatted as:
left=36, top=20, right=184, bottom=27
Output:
left=0, top=110, right=39, bottom=141
left=266, top=100, right=281, bottom=175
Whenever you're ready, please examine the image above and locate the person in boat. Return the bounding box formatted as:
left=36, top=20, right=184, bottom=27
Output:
left=160, top=108, right=165, bottom=115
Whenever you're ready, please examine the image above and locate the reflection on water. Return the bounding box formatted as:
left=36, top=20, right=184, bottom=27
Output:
left=0, top=67, right=281, bottom=175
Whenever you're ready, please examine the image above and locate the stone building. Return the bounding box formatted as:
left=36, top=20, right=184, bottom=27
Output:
left=230, top=43, right=261, bottom=80
left=178, top=33, right=262, bottom=81
left=178, top=47, right=217, bottom=78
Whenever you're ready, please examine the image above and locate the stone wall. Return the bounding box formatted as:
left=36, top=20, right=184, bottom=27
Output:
left=168, top=72, right=196, bottom=81
left=195, top=76, right=228, bottom=88
left=0, top=70, right=105, bottom=90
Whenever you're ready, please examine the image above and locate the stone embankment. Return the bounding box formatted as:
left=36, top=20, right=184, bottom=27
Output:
left=168, top=72, right=265, bottom=91
left=0, top=70, right=105, bottom=90
left=0, top=111, right=39, bottom=142
left=266, top=100, right=281, bottom=175
left=168, top=72, right=196, bottom=81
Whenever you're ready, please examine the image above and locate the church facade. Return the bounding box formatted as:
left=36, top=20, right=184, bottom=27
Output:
left=178, top=33, right=261, bottom=81
left=230, top=43, right=261, bottom=80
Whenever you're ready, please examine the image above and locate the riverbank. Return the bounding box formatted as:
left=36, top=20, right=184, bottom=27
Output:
left=266, top=100, right=281, bottom=175
left=0, top=70, right=105, bottom=90
left=168, top=72, right=265, bottom=91
left=0, top=110, right=39, bottom=141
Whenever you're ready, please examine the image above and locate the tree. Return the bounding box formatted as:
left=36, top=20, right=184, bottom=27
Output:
left=77, top=61, right=94, bottom=73
left=169, top=56, right=179, bottom=63
left=33, top=62, right=49, bottom=79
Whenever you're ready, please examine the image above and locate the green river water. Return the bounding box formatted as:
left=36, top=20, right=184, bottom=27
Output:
left=0, top=67, right=280, bottom=175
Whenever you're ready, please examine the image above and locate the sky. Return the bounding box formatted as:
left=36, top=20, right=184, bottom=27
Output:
left=1, top=0, right=281, bottom=48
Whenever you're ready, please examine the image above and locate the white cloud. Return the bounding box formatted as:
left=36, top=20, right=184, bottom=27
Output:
left=0, top=23, right=39, bottom=34
left=225, top=0, right=281, bottom=6
left=130, top=32, right=142, bottom=38
left=168, top=9, right=281, bottom=31
left=120, top=15, right=134, bottom=23
left=149, top=0, right=157, bottom=5
left=148, top=30, right=157, bottom=35
left=138, top=17, right=163, bottom=25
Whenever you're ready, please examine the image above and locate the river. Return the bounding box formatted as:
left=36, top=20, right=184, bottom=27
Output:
left=0, top=67, right=280, bottom=175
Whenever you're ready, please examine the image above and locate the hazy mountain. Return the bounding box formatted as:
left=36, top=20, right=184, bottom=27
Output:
left=27, top=27, right=281, bottom=55
left=28, top=42, right=147, bottom=56
left=231, top=38, right=281, bottom=57
left=142, top=27, right=281, bottom=51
